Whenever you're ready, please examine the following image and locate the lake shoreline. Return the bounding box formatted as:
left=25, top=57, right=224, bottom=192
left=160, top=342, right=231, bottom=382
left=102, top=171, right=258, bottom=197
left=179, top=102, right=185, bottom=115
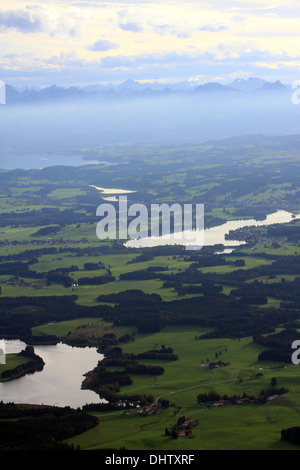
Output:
left=0, top=340, right=105, bottom=407
left=125, top=210, right=300, bottom=250
left=0, top=348, right=45, bottom=383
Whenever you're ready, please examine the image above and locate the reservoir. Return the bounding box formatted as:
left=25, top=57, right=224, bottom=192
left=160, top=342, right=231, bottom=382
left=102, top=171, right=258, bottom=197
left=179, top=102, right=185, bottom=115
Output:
left=0, top=340, right=104, bottom=408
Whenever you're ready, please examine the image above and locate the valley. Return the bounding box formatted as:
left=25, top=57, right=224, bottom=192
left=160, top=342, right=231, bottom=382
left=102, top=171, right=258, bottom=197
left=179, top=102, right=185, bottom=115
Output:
left=0, top=135, right=300, bottom=450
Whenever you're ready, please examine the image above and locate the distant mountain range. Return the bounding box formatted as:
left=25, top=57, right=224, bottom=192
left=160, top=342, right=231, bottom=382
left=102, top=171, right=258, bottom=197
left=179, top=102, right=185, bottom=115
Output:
left=3, top=77, right=291, bottom=105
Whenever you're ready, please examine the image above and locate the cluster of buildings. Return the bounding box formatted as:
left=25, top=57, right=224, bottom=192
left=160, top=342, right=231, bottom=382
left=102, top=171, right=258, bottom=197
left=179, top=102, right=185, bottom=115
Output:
left=206, top=392, right=281, bottom=408
left=175, top=418, right=199, bottom=439
left=207, top=361, right=231, bottom=369
left=0, top=237, right=89, bottom=248
left=212, top=396, right=280, bottom=407
left=0, top=277, right=45, bottom=289
left=212, top=397, right=255, bottom=407
left=137, top=404, right=164, bottom=416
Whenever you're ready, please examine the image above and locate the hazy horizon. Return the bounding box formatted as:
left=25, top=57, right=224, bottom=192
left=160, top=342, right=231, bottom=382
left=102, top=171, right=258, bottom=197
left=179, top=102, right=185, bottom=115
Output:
left=1, top=1, right=300, bottom=170
left=1, top=82, right=300, bottom=171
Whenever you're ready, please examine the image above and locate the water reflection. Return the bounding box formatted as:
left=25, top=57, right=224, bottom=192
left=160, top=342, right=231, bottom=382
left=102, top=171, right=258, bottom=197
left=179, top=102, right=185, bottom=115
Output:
left=0, top=340, right=104, bottom=408
left=125, top=210, right=299, bottom=250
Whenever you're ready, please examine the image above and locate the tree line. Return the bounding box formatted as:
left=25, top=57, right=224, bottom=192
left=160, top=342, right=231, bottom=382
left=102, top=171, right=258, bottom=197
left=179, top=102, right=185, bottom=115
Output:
left=0, top=402, right=98, bottom=450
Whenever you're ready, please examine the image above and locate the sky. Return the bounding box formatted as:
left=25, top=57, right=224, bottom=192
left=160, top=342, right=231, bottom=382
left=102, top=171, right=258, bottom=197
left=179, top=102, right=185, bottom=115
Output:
left=0, top=0, right=300, bottom=88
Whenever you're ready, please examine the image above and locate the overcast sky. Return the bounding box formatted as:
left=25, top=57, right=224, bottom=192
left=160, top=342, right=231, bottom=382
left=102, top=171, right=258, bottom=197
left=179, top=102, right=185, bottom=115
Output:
left=1, top=0, right=300, bottom=87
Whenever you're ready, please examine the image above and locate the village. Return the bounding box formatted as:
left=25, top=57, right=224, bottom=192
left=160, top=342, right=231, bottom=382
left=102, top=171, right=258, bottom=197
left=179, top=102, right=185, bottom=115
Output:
left=134, top=403, right=200, bottom=439
left=0, top=276, right=46, bottom=290
left=0, top=237, right=89, bottom=248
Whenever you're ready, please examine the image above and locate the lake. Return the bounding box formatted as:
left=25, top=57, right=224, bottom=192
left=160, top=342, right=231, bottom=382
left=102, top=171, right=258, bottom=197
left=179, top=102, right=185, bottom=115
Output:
left=0, top=340, right=105, bottom=408
left=90, top=185, right=136, bottom=194
left=125, top=210, right=300, bottom=251
left=0, top=155, right=121, bottom=170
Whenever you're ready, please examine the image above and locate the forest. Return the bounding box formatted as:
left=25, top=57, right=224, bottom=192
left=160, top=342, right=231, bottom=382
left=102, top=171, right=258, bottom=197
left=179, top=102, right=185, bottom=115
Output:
left=0, top=403, right=98, bottom=450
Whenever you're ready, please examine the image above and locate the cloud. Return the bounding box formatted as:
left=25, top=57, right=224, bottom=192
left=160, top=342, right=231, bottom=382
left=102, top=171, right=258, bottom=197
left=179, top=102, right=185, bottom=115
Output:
left=117, top=6, right=229, bottom=38
left=87, top=39, right=120, bottom=51
left=119, top=21, right=144, bottom=33
left=46, top=51, right=91, bottom=69
left=0, top=6, right=83, bottom=37
left=0, top=50, right=96, bottom=74
left=0, top=8, right=44, bottom=33
left=150, top=22, right=228, bottom=38
left=1, top=1, right=299, bottom=87
left=198, top=24, right=228, bottom=32
left=98, top=45, right=298, bottom=74
left=100, top=50, right=215, bottom=69
left=117, top=7, right=146, bottom=33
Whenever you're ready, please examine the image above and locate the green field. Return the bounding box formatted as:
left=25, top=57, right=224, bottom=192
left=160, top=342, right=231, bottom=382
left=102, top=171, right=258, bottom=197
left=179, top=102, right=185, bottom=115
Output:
left=63, top=404, right=299, bottom=450
left=61, top=325, right=300, bottom=450
left=28, top=313, right=300, bottom=450
left=0, top=354, right=32, bottom=382
left=0, top=249, right=278, bottom=307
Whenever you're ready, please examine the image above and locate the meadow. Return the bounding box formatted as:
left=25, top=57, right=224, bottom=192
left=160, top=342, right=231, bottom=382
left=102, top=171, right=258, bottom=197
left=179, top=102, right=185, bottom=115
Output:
left=0, top=354, right=33, bottom=382
left=60, top=325, right=300, bottom=450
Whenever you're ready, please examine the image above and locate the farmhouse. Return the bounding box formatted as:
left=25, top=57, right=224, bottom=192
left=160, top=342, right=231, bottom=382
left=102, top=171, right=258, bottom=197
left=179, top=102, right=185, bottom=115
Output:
left=207, top=361, right=230, bottom=369
left=176, top=430, right=195, bottom=438
left=213, top=399, right=227, bottom=407
left=138, top=405, right=163, bottom=416
left=235, top=397, right=253, bottom=405
left=267, top=394, right=278, bottom=401
left=182, top=418, right=199, bottom=427
left=174, top=417, right=199, bottom=438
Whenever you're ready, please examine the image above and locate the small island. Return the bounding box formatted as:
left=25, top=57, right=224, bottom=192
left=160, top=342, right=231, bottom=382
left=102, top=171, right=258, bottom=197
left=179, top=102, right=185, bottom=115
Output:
left=0, top=346, right=45, bottom=382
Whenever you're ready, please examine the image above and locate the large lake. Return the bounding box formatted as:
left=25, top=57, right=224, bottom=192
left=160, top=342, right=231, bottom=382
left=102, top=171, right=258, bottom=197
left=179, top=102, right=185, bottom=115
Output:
left=125, top=210, right=300, bottom=251
left=0, top=155, right=119, bottom=170
left=0, top=340, right=104, bottom=408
